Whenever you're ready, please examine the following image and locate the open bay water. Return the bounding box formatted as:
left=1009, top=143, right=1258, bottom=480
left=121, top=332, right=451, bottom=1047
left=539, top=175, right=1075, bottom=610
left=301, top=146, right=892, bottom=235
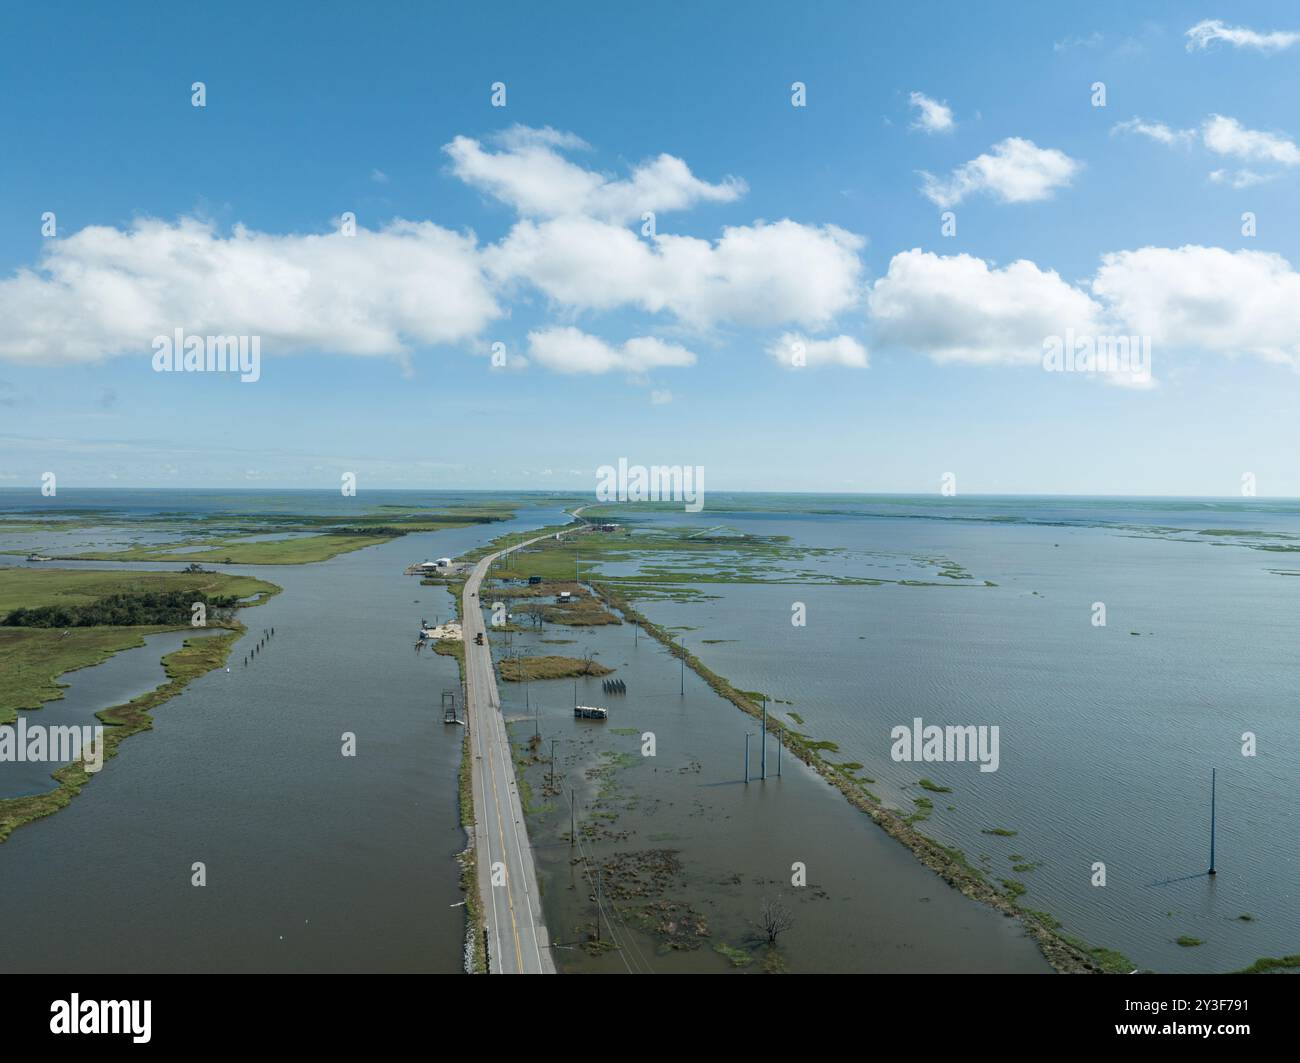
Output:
left=0, top=491, right=571, bottom=971
left=614, top=495, right=1300, bottom=972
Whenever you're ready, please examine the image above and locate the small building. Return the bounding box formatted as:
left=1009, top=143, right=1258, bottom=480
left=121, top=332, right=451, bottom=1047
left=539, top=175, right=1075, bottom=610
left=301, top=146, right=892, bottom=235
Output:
left=435, top=557, right=451, bottom=567
left=528, top=575, right=542, bottom=585
left=417, top=561, right=441, bottom=572
left=558, top=590, right=572, bottom=602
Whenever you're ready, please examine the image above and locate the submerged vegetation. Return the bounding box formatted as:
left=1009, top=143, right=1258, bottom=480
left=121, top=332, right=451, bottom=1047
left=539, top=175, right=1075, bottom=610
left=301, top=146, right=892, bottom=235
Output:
left=1233, top=954, right=1300, bottom=975
left=488, top=520, right=982, bottom=590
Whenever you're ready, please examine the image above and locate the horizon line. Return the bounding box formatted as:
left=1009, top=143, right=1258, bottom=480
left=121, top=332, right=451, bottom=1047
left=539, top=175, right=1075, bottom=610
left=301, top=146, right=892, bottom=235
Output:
left=2, top=486, right=1299, bottom=503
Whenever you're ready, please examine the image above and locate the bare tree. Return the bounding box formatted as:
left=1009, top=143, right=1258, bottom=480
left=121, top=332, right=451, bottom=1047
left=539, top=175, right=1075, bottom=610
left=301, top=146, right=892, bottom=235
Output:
left=760, top=896, right=794, bottom=944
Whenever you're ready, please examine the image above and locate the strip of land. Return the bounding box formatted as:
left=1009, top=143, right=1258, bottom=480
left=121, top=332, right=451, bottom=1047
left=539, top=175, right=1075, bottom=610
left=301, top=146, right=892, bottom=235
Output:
left=15, top=504, right=519, bottom=566
left=0, top=566, right=279, bottom=841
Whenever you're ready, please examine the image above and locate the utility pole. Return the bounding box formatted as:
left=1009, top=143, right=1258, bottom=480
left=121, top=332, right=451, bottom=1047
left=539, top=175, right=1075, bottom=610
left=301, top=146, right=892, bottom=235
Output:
left=761, top=697, right=767, bottom=780
left=745, top=732, right=752, bottom=783
left=678, top=636, right=684, bottom=696
left=1208, top=767, right=1217, bottom=876
left=570, top=789, right=575, bottom=846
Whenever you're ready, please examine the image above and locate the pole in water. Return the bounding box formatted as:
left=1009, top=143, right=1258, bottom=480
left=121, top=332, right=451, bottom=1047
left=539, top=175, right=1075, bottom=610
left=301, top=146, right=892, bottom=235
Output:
left=1208, top=767, right=1217, bottom=876
left=761, top=698, right=767, bottom=780
left=745, top=732, right=751, bottom=784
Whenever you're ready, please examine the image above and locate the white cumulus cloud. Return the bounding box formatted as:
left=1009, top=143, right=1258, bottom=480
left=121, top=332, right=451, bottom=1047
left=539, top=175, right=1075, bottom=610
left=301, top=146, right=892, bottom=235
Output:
left=919, top=138, right=1080, bottom=208
left=1091, top=245, right=1300, bottom=367
left=525, top=327, right=697, bottom=375
left=1113, top=113, right=1299, bottom=188
left=909, top=91, right=954, bottom=134
left=444, top=125, right=746, bottom=223
left=1186, top=19, right=1300, bottom=52
left=867, top=245, right=1300, bottom=377
left=1201, top=114, right=1300, bottom=166
left=0, top=129, right=870, bottom=375
left=767, top=332, right=869, bottom=369
left=0, top=216, right=499, bottom=365
left=488, top=216, right=865, bottom=329
left=868, top=249, right=1103, bottom=365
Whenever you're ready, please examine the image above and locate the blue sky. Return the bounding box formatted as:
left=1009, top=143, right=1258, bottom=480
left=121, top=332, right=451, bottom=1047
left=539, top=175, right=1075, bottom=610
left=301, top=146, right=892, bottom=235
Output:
left=2, top=1, right=1300, bottom=495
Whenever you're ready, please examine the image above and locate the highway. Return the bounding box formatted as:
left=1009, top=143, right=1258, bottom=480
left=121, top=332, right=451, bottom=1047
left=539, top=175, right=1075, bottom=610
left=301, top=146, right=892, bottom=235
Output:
left=462, top=514, right=586, bottom=974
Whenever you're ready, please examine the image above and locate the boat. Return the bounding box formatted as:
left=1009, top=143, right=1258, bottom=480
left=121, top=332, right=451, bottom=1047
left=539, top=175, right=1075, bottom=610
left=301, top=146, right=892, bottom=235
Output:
left=574, top=705, right=608, bottom=720
left=26, top=554, right=53, bottom=562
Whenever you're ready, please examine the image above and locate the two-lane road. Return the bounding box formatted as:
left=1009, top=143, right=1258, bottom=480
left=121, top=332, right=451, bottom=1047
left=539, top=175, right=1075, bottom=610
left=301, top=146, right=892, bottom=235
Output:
left=463, top=515, right=586, bottom=973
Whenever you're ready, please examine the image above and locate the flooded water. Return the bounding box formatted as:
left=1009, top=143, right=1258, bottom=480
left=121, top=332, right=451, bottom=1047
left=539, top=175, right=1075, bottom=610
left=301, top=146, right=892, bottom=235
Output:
left=595, top=496, right=1300, bottom=973
left=0, top=492, right=571, bottom=972
left=2, top=490, right=1293, bottom=973
left=493, top=614, right=1049, bottom=973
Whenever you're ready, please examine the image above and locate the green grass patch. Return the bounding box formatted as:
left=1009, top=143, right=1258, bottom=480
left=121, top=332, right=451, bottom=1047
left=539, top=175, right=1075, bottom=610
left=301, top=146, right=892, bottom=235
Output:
left=498, top=655, right=612, bottom=681
left=0, top=568, right=279, bottom=726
